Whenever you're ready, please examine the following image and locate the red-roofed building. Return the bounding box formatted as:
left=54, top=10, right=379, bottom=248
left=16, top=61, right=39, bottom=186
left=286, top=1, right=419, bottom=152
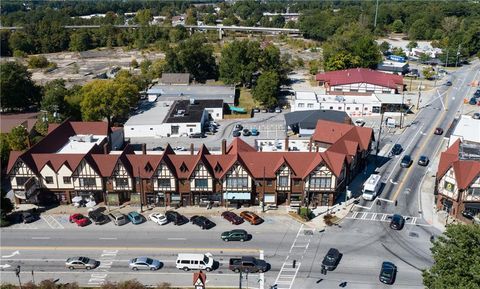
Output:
left=435, top=140, right=480, bottom=222
left=7, top=118, right=373, bottom=208
left=316, top=68, right=404, bottom=95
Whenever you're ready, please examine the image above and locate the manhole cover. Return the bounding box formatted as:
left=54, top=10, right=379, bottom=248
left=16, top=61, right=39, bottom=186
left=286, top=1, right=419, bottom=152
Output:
left=409, top=232, right=419, bottom=238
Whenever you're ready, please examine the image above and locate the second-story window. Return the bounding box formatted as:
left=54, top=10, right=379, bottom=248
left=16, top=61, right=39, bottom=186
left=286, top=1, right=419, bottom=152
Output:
left=226, top=177, right=248, bottom=188
left=307, top=103, right=314, bottom=108
left=266, top=180, right=273, bottom=186
left=79, top=177, right=96, bottom=187
left=310, top=177, right=331, bottom=188
left=16, top=177, right=30, bottom=186
left=195, top=179, right=208, bottom=188
left=63, top=177, right=71, bottom=184
left=157, top=178, right=171, bottom=188
left=293, top=179, right=301, bottom=186
left=115, top=177, right=129, bottom=187
left=278, top=176, right=289, bottom=187
left=45, top=177, right=54, bottom=184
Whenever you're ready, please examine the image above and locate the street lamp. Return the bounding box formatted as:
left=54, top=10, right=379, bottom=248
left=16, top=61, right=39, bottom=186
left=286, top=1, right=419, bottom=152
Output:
left=15, top=265, right=22, bottom=289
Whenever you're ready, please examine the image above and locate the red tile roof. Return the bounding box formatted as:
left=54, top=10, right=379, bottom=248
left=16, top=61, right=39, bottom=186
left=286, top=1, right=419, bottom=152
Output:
left=312, top=120, right=374, bottom=152
left=91, top=154, right=121, bottom=177
left=315, top=68, right=403, bottom=89
left=6, top=151, right=24, bottom=173
left=226, top=138, right=256, bottom=154
left=437, top=140, right=480, bottom=190
left=126, top=154, right=163, bottom=178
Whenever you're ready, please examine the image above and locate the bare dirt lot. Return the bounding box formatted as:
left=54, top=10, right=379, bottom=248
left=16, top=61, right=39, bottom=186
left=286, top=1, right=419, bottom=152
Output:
left=6, top=48, right=164, bottom=87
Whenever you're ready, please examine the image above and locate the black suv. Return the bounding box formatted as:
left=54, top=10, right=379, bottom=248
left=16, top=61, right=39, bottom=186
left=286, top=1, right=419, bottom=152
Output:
left=379, top=261, right=397, bottom=284
left=322, top=248, right=341, bottom=271
left=22, top=211, right=38, bottom=224
left=389, top=214, right=405, bottom=230
left=400, top=155, right=412, bottom=168
left=391, top=144, right=403, bottom=156
left=88, top=209, right=109, bottom=225
left=165, top=210, right=188, bottom=226
left=221, top=229, right=249, bottom=242
left=190, top=216, right=215, bottom=230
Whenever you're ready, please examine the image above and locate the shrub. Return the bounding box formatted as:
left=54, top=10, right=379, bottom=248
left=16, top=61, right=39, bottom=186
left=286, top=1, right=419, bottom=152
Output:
left=298, top=207, right=313, bottom=221
left=28, top=55, right=50, bottom=69
left=324, top=214, right=334, bottom=226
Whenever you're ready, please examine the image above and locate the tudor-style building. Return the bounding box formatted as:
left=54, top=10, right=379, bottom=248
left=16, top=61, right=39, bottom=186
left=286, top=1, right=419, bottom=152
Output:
left=7, top=120, right=374, bottom=208
left=436, top=140, right=480, bottom=223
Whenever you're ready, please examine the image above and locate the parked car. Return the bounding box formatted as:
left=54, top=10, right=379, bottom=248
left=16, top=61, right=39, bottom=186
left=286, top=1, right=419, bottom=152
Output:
left=88, top=209, right=109, bottom=225
left=129, top=257, right=161, bottom=271
left=235, top=124, right=243, bottom=131
left=229, top=256, right=268, bottom=273
left=221, top=211, right=244, bottom=225
left=354, top=119, right=366, bottom=127
left=127, top=211, right=144, bottom=225
left=391, top=144, right=403, bottom=156
left=109, top=211, right=128, bottom=226
left=149, top=213, right=168, bottom=225
left=65, top=257, right=98, bottom=270
left=400, top=155, right=413, bottom=168
left=233, top=130, right=241, bottom=137
left=379, top=261, right=397, bottom=284
left=268, top=108, right=275, bottom=113
left=242, top=129, right=251, bottom=136
left=322, top=248, right=341, bottom=271
left=418, top=156, right=429, bottom=166
left=210, top=121, right=219, bottom=127
left=253, top=108, right=260, bottom=113
left=69, top=213, right=90, bottom=227
left=251, top=128, right=259, bottom=136
left=389, top=214, right=405, bottom=230
left=22, top=211, right=37, bottom=224
left=191, top=216, right=215, bottom=230
left=165, top=210, right=188, bottom=225
left=434, top=127, right=444, bottom=135
left=189, top=133, right=204, bottom=138
left=445, top=81, right=452, bottom=86
left=275, top=107, right=282, bottom=113
left=262, top=108, right=268, bottom=113
left=473, top=112, right=480, bottom=119
left=240, top=211, right=263, bottom=225
left=221, top=229, right=249, bottom=242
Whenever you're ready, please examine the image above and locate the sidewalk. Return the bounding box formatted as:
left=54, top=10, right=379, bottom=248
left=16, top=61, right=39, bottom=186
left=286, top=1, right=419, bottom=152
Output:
left=418, top=150, right=447, bottom=232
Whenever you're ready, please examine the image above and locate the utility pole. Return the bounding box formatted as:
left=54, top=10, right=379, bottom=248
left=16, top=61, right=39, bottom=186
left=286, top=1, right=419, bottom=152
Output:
left=455, top=44, right=461, bottom=67
left=445, top=48, right=449, bottom=68
left=399, top=91, right=405, bottom=129
left=374, top=0, right=379, bottom=28
left=239, top=270, right=243, bottom=289
left=376, top=111, right=384, bottom=155
left=262, top=166, right=266, bottom=212
left=15, top=265, right=22, bottom=289
left=416, top=80, right=423, bottom=110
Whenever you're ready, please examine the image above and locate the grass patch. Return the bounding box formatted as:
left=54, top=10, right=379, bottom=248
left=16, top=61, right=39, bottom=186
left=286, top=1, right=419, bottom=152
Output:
left=238, top=88, right=257, bottom=110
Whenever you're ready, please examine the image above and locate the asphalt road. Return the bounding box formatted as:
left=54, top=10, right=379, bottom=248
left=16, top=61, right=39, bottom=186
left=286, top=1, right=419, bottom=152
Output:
left=1, top=61, right=478, bottom=289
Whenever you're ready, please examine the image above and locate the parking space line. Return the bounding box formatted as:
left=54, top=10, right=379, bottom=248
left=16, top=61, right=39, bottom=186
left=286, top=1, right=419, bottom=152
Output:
left=371, top=213, right=377, bottom=220
left=351, top=212, right=359, bottom=218
left=411, top=217, right=417, bottom=225
left=381, top=214, right=388, bottom=221
left=361, top=212, right=368, bottom=219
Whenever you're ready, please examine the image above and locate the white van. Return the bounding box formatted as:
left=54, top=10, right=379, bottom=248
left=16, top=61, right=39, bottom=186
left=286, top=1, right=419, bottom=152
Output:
left=176, top=253, right=214, bottom=271
left=362, top=174, right=382, bottom=201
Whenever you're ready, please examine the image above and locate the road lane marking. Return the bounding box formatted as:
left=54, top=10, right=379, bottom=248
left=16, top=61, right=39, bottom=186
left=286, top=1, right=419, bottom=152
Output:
left=1, top=251, right=20, bottom=258
left=0, top=246, right=261, bottom=253
left=411, top=217, right=417, bottom=225
left=371, top=213, right=377, bottom=220
left=352, top=212, right=359, bottom=218
left=259, top=249, right=264, bottom=289
left=361, top=212, right=368, bottom=219
left=99, top=237, right=117, bottom=240
left=167, top=238, right=186, bottom=240
left=32, top=237, right=50, bottom=240
left=0, top=271, right=241, bottom=276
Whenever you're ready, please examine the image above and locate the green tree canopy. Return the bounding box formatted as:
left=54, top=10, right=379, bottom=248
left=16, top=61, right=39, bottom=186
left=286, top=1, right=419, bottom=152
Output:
left=391, top=19, right=404, bottom=33
left=135, top=9, right=153, bottom=26
left=164, top=35, right=218, bottom=83
left=379, top=41, right=391, bottom=55
left=0, top=61, right=40, bottom=111
left=0, top=134, right=11, bottom=170
left=219, top=40, right=262, bottom=86
left=323, top=24, right=381, bottom=71
left=41, top=79, right=69, bottom=119
left=80, top=79, right=138, bottom=125
left=252, top=70, right=279, bottom=108
left=69, top=30, right=90, bottom=52
left=407, top=41, right=418, bottom=50
left=7, top=125, right=29, bottom=151
left=423, top=224, right=480, bottom=289
left=27, top=55, right=49, bottom=69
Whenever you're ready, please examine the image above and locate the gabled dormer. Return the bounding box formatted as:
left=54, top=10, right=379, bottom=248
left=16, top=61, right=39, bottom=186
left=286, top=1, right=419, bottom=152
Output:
left=190, top=162, right=213, bottom=191
left=153, top=161, right=176, bottom=191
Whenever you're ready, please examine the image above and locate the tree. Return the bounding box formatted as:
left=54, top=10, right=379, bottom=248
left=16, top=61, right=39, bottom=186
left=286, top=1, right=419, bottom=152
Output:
left=391, top=47, right=407, bottom=57
left=130, top=59, right=139, bottom=68
left=1, top=189, right=14, bottom=227
left=41, top=79, right=69, bottom=119
left=203, top=13, right=217, bottom=25
left=185, top=8, right=197, bottom=26
left=0, top=61, right=40, bottom=111
left=135, top=9, right=153, bottom=26
left=423, top=224, right=480, bottom=289
left=252, top=71, right=279, bottom=108
left=407, top=41, right=418, bottom=51
left=0, top=134, right=11, bottom=169
left=7, top=126, right=29, bottom=151
left=27, top=55, right=49, bottom=69
left=322, top=24, right=382, bottom=71
left=422, top=67, right=435, bottom=80
left=409, top=19, right=430, bottom=40
left=391, top=19, right=404, bottom=33
left=80, top=79, right=138, bottom=125
left=379, top=41, right=391, bottom=55
left=219, top=40, right=262, bottom=86
left=164, top=35, right=217, bottom=82
left=69, top=30, right=90, bottom=52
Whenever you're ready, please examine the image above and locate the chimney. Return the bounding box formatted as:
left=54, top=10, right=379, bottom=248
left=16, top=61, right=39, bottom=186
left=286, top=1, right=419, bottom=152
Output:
left=103, top=143, right=108, bottom=154
left=284, top=137, right=289, bottom=151
left=26, top=136, right=31, bottom=149
left=190, top=143, right=194, bottom=155
left=142, top=143, right=146, bottom=155
left=309, top=138, right=312, bottom=152
left=221, top=139, right=227, bottom=154
left=316, top=146, right=319, bottom=152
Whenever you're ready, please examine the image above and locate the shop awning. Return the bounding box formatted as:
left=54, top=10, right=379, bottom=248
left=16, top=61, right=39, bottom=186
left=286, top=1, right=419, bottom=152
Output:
left=465, top=203, right=480, bottom=210
left=223, top=192, right=251, bottom=200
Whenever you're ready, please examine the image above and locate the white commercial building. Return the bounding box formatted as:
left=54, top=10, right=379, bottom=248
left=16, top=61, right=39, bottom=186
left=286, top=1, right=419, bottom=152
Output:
left=124, top=99, right=223, bottom=139
left=449, top=115, right=480, bottom=147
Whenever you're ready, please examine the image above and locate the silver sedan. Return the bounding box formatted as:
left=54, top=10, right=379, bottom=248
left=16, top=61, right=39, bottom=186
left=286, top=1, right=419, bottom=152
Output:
left=65, top=257, right=98, bottom=270
left=129, top=257, right=161, bottom=271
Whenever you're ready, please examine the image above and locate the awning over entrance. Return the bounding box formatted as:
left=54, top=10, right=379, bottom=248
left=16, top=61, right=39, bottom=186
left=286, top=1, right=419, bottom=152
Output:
left=223, top=192, right=251, bottom=200
left=465, top=203, right=480, bottom=210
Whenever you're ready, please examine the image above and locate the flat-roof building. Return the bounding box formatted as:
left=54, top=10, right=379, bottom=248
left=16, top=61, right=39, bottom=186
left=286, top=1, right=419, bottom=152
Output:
left=147, top=84, right=235, bottom=105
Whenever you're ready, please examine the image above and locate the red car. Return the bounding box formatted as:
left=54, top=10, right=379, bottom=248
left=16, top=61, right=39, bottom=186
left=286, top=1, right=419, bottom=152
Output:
left=240, top=211, right=263, bottom=225
left=221, top=211, right=244, bottom=225
left=69, top=213, right=90, bottom=227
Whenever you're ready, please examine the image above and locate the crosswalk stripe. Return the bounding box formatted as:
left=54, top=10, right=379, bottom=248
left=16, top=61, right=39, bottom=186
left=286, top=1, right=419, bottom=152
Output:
left=352, top=211, right=359, bottom=218
left=371, top=213, right=377, bottom=220
left=361, top=212, right=368, bottom=219
left=411, top=217, right=417, bottom=224
left=381, top=214, right=387, bottom=221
